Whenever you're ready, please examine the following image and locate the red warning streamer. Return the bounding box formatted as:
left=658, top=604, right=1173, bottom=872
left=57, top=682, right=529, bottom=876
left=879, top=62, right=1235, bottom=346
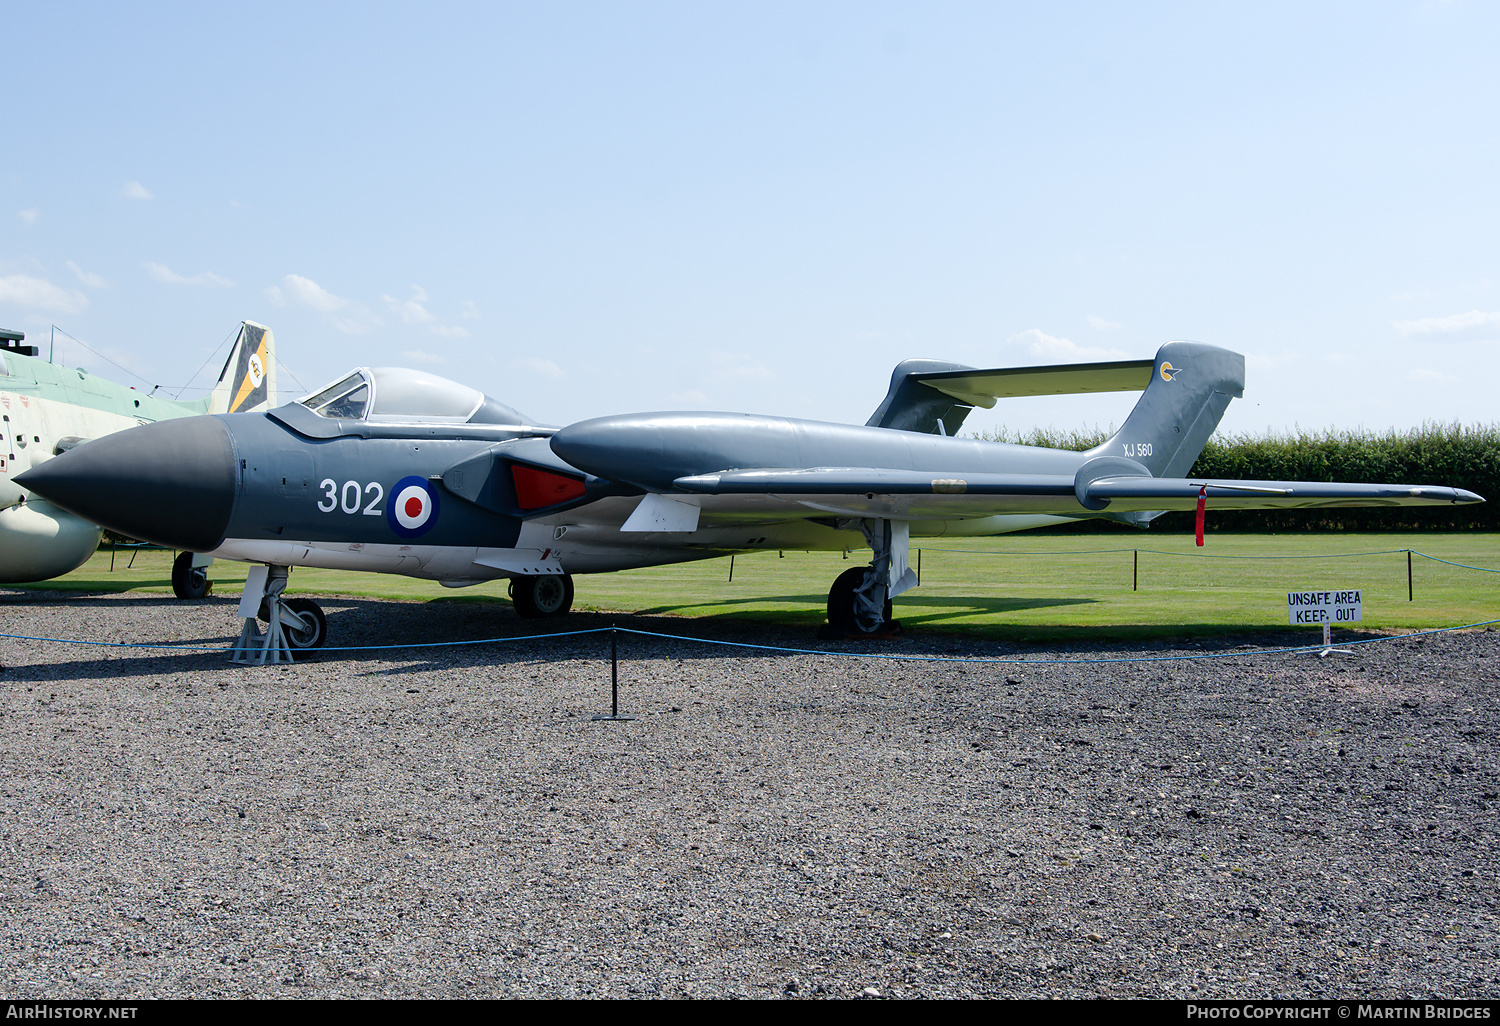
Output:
left=1195, top=485, right=1207, bottom=547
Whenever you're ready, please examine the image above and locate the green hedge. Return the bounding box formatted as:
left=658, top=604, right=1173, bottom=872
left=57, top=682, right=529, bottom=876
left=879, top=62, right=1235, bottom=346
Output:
left=970, top=424, right=1498, bottom=532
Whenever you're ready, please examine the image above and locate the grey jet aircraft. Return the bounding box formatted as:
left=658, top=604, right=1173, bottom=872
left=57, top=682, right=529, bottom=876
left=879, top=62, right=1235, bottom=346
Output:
left=17, top=341, right=1483, bottom=659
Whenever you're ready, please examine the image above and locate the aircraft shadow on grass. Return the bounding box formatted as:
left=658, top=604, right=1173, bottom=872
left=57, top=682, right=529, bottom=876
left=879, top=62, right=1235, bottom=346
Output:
left=0, top=587, right=221, bottom=608
left=630, top=592, right=1098, bottom=620
left=0, top=590, right=1383, bottom=680
left=0, top=595, right=876, bottom=678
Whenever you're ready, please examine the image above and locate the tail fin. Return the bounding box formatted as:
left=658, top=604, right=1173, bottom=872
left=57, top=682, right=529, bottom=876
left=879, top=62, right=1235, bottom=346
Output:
left=207, top=321, right=278, bottom=414
left=1085, top=342, right=1244, bottom=478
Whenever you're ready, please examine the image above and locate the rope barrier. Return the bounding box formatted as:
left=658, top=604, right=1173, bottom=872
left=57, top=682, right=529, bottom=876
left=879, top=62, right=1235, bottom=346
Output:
left=3, top=618, right=1497, bottom=665
left=1406, top=550, right=1500, bottom=573
left=0, top=626, right=613, bottom=653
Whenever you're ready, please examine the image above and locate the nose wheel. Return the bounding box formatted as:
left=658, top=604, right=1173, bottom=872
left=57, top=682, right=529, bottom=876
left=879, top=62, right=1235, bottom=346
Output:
left=277, top=597, right=328, bottom=650
left=230, top=564, right=328, bottom=663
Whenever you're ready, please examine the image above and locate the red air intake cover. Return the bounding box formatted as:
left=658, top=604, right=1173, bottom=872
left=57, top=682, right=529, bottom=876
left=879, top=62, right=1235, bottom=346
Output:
left=512, top=464, right=587, bottom=510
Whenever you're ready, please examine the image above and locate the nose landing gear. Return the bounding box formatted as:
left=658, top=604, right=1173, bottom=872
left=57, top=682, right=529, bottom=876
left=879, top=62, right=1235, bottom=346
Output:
left=230, top=564, right=327, bottom=663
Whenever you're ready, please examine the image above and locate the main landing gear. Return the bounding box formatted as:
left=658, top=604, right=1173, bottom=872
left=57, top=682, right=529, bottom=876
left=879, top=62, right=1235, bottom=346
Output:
left=510, top=573, right=575, bottom=618
left=818, top=518, right=917, bottom=639
left=824, top=566, right=894, bottom=636
left=230, top=564, right=327, bottom=663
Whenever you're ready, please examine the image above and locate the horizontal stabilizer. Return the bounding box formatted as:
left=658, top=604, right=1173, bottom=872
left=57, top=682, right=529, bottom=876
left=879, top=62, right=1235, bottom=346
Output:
left=867, top=354, right=1155, bottom=435
left=915, top=358, right=1156, bottom=409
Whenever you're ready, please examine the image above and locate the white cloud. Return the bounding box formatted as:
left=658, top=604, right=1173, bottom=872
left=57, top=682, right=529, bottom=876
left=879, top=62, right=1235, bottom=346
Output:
left=708, top=352, right=774, bottom=380
left=1406, top=367, right=1458, bottom=382
left=400, top=348, right=446, bottom=365
left=122, top=181, right=153, bottom=200
left=0, top=274, right=89, bottom=314
left=460, top=300, right=479, bottom=320
left=383, top=285, right=434, bottom=325
left=65, top=260, right=108, bottom=288
left=1009, top=328, right=1129, bottom=363
left=265, top=274, right=379, bottom=334
left=267, top=273, right=345, bottom=312
left=1392, top=310, right=1500, bottom=338
left=17, top=209, right=38, bottom=225
left=1245, top=351, right=1296, bottom=372
left=429, top=324, right=470, bottom=338
left=328, top=312, right=382, bottom=335
left=1086, top=315, right=1123, bottom=330
left=146, top=262, right=233, bottom=287
left=516, top=357, right=564, bottom=379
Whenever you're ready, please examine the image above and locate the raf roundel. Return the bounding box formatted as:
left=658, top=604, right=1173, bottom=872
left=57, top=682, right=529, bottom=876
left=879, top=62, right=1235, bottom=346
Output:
left=387, top=476, right=441, bottom=538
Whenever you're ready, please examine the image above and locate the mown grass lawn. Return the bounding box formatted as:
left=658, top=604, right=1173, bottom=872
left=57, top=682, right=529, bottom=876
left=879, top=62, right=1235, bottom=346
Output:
left=19, top=532, right=1499, bottom=643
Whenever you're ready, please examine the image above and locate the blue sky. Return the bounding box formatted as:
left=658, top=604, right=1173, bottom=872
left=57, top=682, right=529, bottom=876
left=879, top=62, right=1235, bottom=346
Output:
left=4, top=2, right=1497, bottom=437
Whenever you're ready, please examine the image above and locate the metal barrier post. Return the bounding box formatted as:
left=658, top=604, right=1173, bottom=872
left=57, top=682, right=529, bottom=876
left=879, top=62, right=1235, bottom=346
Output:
left=592, top=627, right=635, bottom=722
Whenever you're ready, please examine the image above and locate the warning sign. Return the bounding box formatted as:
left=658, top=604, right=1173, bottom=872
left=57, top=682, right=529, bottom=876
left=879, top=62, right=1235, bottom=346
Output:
left=1287, top=590, right=1363, bottom=626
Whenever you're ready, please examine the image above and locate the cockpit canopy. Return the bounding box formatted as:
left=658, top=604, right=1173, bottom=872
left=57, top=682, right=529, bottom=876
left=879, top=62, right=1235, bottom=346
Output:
left=299, top=367, right=531, bottom=425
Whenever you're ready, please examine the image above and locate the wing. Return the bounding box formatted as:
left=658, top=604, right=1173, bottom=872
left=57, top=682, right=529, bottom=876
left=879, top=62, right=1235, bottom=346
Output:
left=1081, top=476, right=1482, bottom=512
left=673, top=467, right=1483, bottom=520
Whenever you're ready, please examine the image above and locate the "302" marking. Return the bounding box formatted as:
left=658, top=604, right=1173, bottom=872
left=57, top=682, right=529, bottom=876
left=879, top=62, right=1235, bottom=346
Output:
left=317, top=479, right=384, bottom=515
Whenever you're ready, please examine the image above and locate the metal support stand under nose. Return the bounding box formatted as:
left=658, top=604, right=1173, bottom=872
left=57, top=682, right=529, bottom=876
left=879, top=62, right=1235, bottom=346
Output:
left=230, top=564, right=296, bottom=664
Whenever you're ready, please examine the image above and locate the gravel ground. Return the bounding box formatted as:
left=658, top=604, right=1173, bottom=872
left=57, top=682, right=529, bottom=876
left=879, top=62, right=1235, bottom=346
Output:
left=0, top=589, right=1496, bottom=1000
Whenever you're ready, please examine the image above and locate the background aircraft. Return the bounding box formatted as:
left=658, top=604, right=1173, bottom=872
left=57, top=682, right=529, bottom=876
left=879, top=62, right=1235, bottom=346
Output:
left=1, top=322, right=276, bottom=594
left=17, top=341, right=1481, bottom=658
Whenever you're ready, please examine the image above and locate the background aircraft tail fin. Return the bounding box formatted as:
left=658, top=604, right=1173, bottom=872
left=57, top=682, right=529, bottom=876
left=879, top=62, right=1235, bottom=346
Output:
left=1086, top=341, right=1244, bottom=478
left=206, top=321, right=278, bottom=414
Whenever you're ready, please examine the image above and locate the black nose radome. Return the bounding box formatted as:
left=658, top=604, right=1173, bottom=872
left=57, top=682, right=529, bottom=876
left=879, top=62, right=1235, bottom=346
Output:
left=17, top=416, right=237, bottom=552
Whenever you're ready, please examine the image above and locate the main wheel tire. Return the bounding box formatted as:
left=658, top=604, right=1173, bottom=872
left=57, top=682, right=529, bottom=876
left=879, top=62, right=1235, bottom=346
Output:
left=512, top=574, right=575, bottom=618
left=281, top=597, right=327, bottom=650
left=171, top=551, right=210, bottom=600
left=825, top=567, right=893, bottom=634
